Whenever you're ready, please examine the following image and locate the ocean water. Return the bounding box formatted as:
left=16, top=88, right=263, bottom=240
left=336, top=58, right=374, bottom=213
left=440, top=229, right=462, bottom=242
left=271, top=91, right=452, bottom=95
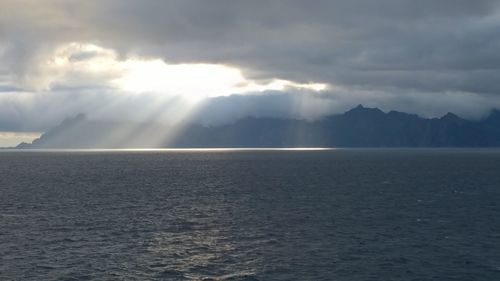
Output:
left=1, top=149, right=500, bottom=280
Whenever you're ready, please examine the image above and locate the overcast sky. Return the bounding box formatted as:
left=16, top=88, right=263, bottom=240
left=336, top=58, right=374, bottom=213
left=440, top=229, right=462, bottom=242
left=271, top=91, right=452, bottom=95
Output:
left=2, top=0, right=500, bottom=138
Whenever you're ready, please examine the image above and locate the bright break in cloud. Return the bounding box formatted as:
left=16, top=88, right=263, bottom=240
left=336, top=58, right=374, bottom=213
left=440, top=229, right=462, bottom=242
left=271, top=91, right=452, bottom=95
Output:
left=2, top=0, right=500, bottom=145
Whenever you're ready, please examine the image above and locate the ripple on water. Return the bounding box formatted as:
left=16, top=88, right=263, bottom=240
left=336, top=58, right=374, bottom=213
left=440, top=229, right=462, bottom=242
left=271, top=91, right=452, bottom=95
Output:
left=1, top=150, right=500, bottom=280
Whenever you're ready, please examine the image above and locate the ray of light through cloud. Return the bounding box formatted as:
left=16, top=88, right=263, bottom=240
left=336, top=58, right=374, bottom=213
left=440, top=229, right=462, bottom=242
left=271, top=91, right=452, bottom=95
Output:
left=24, top=42, right=328, bottom=99
left=0, top=42, right=328, bottom=147
left=3, top=1, right=500, bottom=147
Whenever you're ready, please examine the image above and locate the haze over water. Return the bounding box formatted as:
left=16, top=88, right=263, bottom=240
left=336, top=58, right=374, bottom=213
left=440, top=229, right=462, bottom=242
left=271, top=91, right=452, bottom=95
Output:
left=1, top=149, right=500, bottom=280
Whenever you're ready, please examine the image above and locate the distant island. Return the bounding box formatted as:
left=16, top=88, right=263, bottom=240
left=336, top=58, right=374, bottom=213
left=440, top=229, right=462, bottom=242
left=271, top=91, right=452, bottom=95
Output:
left=17, top=105, right=500, bottom=148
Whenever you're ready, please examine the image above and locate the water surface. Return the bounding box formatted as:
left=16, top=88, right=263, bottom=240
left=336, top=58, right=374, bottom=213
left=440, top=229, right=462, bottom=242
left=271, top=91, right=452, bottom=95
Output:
left=1, top=149, right=500, bottom=280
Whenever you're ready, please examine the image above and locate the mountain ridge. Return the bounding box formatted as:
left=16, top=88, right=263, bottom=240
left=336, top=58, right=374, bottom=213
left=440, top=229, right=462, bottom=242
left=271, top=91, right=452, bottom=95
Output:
left=17, top=106, right=500, bottom=148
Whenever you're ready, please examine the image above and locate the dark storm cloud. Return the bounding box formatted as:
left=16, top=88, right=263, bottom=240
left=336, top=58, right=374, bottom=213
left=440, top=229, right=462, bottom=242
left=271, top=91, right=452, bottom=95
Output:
left=72, top=0, right=500, bottom=94
left=2, top=0, right=500, bottom=90
left=1, top=0, right=500, bottom=131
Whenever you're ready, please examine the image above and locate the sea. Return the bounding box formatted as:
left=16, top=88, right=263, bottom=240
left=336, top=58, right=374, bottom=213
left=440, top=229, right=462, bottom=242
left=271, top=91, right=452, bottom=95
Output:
left=1, top=149, right=500, bottom=280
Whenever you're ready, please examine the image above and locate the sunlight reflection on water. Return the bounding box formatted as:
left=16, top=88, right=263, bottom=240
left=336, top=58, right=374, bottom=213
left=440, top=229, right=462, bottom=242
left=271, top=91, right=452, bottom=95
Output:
left=1, top=149, right=500, bottom=280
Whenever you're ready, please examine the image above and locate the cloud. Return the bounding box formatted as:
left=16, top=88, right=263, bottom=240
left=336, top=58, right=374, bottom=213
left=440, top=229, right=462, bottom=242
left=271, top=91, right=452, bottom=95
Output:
left=1, top=0, right=500, bottom=132
left=2, top=87, right=500, bottom=133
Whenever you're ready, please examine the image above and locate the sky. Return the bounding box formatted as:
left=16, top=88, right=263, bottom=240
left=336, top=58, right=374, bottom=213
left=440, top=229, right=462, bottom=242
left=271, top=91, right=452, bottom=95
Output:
left=2, top=0, right=500, bottom=146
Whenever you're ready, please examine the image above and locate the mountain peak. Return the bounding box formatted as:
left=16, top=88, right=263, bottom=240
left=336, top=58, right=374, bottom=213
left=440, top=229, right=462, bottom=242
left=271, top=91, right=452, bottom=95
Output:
left=489, top=108, right=500, bottom=116
left=345, top=104, right=384, bottom=115
left=440, top=112, right=461, bottom=121
left=484, top=108, right=500, bottom=124
left=61, top=113, right=86, bottom=125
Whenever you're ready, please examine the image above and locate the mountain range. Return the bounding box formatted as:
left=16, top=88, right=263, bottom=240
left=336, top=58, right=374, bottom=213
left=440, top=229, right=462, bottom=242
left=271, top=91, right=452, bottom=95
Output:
left=17, top=105, right=500, bottom=148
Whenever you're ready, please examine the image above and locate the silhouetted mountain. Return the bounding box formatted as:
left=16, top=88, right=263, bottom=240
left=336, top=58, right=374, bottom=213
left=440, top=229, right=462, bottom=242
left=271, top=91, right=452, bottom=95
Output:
left=17, top=105, right=500, bottom=148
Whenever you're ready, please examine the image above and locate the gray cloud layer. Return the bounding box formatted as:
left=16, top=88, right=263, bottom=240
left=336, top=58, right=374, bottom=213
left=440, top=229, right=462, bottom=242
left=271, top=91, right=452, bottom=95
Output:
left=2, top=0, right=500, bottom=131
